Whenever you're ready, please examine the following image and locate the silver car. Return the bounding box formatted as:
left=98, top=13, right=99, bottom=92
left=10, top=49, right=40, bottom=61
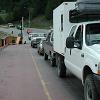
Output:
left=37, top=39, right=45, bottom=55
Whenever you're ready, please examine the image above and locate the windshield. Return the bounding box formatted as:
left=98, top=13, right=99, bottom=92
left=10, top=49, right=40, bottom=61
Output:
left=32, top=34, right=39, bottom=37
left=32, top=33, right=46, bottom=37
left=86, top=23, right=100, bottom=46
left=39, top=34, right=47, bottom=37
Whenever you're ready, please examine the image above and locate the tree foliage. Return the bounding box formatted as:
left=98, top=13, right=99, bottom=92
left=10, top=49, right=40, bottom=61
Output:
left=0, top=16, right=4, bottom=24
left=0, top=0, right=77, bottom=21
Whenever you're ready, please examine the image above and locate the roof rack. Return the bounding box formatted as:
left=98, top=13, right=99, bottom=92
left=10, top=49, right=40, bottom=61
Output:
left=69, top=10, right=100, bottom=23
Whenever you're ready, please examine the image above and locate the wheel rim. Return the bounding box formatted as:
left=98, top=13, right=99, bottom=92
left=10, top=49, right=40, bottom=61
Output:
left=86, top=84, right=92, bottom=100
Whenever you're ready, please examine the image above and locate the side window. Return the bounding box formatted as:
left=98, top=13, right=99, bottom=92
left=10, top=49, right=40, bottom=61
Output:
left=74, top=25, right=83, bottom=46
left=61, top=14, right=63, bottom=31
left=51, top=32, right=53, bottom=41
left=69, top=25, right=77, bottom=36
left=46, top=33, right=51, bottom=42
left=74, top=26, right=83, bottom=41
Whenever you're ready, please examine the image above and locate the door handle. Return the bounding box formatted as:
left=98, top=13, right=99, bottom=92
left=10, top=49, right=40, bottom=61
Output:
left=81, top=53, right=84, bottom=58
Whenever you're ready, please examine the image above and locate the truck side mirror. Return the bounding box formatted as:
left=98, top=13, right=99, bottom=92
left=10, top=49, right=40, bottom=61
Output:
left=66, top=36, right=75, bottom=48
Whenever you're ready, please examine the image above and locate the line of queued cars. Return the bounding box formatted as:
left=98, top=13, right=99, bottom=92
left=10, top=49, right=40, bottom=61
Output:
left=35, top=30, right=53, bottom=56
left=31, top=33, right=46, bottom=48
left=28, top=29, right=47, bottom=55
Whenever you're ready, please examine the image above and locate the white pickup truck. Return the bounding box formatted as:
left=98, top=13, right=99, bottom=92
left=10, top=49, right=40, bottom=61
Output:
left=65, top=21, right=100, bottom=100
left=53, top=2, right=100, bottom=100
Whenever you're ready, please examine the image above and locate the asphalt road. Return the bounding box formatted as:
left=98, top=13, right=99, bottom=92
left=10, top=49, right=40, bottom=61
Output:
left=0, top=27, right=84, bottom=100
left=0, top=44, right=84, bottom=100
left=31, top=47, right=84, bottom=100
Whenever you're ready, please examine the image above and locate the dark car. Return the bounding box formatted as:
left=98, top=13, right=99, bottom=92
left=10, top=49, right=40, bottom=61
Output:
left=31, top=38, right=42, bottom=48
left=42, top=29, right=56, bottom=66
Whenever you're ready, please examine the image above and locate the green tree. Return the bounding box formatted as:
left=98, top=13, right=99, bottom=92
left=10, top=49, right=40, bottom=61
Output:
left=45, top=0, right=62, bottom=20
left=45, top=0, right=77, bottom=20
left=5, top=12, right=14, bottom=22
left=31, top=0, right=47, bottom=17
left=0, top=16, right=4, bottom=24
left=0, top=0, right=77, bottom=22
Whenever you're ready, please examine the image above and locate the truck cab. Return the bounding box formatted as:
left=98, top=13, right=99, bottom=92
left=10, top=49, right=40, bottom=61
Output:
left=65, top=21, right=100, bottom=100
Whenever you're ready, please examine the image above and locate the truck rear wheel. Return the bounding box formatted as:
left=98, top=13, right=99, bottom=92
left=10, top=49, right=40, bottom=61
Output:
left=50, top=56, right=56, bottom=67
left=44, top=53, right=48, bottom=60
left=32, top=45, right=35, bottom=48
left=84, top=74, right=98, bottom=100
left=38, top=48, right=41, bottom=55
left=57, top=56, right=66, bottom=77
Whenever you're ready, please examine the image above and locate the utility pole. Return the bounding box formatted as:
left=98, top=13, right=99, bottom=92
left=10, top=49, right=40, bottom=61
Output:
left=28, top=7, right=33, bottom=28
left=22, top=17, right=24, bottom=30
left=20, top=17, right=24, bottom=44
left=29, top=10, right=30, bottom=28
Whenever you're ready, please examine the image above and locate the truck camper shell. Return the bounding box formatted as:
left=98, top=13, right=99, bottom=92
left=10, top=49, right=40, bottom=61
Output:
left=53, top=2, right=76, bottom=55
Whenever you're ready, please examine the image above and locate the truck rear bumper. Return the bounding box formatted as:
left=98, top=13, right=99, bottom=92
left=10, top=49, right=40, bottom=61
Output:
left=93, top=74, right=100, bottom=95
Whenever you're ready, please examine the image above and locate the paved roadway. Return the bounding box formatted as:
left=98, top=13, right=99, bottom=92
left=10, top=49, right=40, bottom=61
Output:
left=0, top=27, right=84, bottom=100
left=0, top=44, right=84, bottom=100
left=31, top=48, right=84, bottom=100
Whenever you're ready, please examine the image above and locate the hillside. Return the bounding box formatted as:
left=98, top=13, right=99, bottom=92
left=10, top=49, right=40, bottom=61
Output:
left=25, top=15, right=53, bottom=29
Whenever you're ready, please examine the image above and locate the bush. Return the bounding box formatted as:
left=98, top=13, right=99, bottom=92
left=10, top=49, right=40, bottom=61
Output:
left=45, top=0, right=62, bottom=20
left=5, top=12, right=14, bottom=23
left=45, top=1, right=53, bottom=20
left=0, top=16, right=4, bottom=24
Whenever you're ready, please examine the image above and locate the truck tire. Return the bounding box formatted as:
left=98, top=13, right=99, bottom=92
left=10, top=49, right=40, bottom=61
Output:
left=38, top=48, right=41, bottom=55
left=57, top=56, right=66, bottom=77
left=84, top=74, right=98, bottom=100
left=38, top=50, right=40, bottom=55
left=32, top=45, right=35, bottom=48
left=50, top=56, right=56, bottom=67
left=44, top=53, right=48, bottom=60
